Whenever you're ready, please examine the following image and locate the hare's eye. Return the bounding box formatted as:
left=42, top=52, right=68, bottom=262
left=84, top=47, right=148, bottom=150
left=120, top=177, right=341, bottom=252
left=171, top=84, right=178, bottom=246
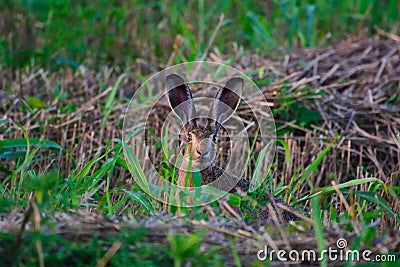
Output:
left=187, top=133, right=192, bottom=142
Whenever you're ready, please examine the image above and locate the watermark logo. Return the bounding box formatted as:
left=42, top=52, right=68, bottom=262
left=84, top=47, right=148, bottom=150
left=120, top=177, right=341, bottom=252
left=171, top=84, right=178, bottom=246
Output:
left=336, top=238, right=347, bottom=249
left=257, top=238, right=397, bottom=263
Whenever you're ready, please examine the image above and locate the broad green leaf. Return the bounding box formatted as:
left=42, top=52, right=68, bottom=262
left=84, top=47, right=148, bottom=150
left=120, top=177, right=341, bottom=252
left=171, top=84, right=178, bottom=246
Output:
left=122, top=142, right=150, bottom=193
left=27, top=96, right=46, bottom=109
left=0, top=119, right=11, bottom=125
left=295, top=178, right=385, bottom=204
left=123, top=189, right=154, bottom=214
left=353, top=191, right=396, bottom=217
left=0, top=138, right=63, bottom=150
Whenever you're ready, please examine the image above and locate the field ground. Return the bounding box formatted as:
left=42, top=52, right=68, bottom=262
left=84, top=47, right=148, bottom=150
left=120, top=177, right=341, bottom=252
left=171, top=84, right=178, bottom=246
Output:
left=1, top=1, right=400, bottom=266
left=1, top=35, right=399, bottom=266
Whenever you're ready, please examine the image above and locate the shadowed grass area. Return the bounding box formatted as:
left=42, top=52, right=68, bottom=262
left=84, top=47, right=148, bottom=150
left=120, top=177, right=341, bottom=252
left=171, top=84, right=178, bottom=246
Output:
left=1, top=0, right=399, bottom=69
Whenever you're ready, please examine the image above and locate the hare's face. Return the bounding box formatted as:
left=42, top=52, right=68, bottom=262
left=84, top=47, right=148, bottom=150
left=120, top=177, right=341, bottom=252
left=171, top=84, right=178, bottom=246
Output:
left=166, top=73, right=243, bottom=186
left=181, top=124, right=217, bottom=170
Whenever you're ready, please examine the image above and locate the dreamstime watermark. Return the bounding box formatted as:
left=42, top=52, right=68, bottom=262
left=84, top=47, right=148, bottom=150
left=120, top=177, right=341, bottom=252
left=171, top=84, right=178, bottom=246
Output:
left=257, top=238, right=398, bottom=263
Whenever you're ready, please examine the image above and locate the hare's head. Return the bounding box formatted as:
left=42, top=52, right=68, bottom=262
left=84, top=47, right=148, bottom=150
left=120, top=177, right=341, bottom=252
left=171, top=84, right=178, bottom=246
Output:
left=166, top=74, right=243, bottom=183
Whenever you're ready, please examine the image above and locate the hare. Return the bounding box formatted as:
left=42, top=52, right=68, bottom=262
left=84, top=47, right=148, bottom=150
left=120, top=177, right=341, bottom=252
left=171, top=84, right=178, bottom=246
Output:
left=166, top=73, right=298, bottom=222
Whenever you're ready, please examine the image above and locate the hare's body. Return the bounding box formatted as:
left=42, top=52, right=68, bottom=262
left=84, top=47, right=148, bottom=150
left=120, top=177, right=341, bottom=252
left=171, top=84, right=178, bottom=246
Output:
left=166, top=73, right=298, bottom=222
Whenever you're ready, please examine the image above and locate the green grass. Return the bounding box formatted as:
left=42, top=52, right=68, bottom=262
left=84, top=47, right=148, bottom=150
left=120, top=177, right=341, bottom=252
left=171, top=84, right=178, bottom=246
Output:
left=1, top=0, right=399, bottom=69
left=1, top=62, right=399, bottom=265
left=1, top=0, right=400, bottom=265
left=1, top=228, right=215, bottom=266
left=1, top=87, right=399, bottom=265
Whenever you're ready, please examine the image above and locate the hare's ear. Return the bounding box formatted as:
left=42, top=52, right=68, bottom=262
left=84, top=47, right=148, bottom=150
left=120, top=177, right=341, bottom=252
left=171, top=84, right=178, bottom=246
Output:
left=166, top=74, right=197, bottom=130
left=213, top=77, right=243, bottom=127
